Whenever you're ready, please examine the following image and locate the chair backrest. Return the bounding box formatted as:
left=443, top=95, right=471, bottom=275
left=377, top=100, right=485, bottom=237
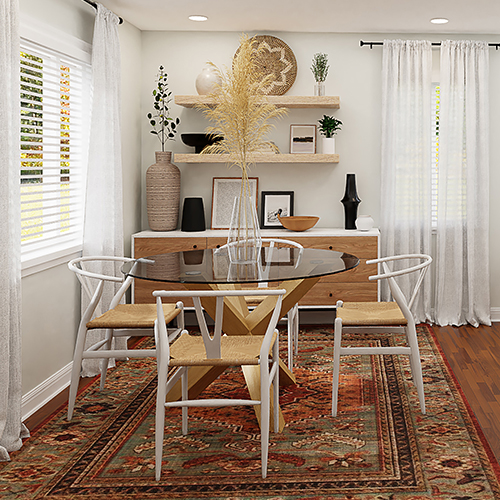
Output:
left=367, top=254, right=432, bottom=321
left=153, top=289, right=286, bottom=362
left=68, top=256, right=143, bottom=320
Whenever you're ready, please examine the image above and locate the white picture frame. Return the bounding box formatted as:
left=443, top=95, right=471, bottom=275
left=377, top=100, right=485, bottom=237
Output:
left=211, top=177, right=259, bottom=230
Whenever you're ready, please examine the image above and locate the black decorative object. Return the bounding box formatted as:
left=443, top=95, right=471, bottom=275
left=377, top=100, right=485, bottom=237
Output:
left=181, top=133, right=223, bottom=153
left=341, top=173, right=361, bottom=230
left=181, top=197, right=205, bottom=232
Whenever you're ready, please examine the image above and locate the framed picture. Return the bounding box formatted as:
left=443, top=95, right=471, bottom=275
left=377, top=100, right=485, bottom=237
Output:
left=290, top=124, right=316, bottom=154
left=261, top=191, right=294, bottom=228
left=211, top=177, right=259, bottom=230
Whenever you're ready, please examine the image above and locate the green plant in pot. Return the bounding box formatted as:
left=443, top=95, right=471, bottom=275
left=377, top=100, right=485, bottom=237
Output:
left=318, top=115, right=342, bottom=154
left=311, top=53, right=329, bottom=96
left=146, top=65, right=182, bottom=232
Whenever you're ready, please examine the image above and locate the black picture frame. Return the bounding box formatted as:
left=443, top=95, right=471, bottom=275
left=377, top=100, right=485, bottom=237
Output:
left=261, top=191, right=294, bottom=229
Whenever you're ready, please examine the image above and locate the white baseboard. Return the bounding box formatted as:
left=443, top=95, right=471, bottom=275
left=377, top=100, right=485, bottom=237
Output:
left=490, top=308, right=500, bottom=322
left=22, top=362, right=72, bottom=421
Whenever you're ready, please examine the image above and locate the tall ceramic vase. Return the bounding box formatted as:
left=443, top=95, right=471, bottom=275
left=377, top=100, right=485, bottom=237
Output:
left=146, top=151, right=180, bottom=231
left=341, top=173, right=361, bottom=230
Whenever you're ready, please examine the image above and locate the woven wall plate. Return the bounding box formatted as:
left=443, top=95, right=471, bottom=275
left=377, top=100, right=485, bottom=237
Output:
left=235, top=35, right=297, bottom=95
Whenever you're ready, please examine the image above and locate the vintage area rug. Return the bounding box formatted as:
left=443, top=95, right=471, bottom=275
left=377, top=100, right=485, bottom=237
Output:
left=2, top=325, right=500, bottom=499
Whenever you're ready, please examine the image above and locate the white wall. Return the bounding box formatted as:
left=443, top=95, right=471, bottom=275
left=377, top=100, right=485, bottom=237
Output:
left=140, top=31, right=500, bottom=307
left=19, top=0, right=142, bottom=396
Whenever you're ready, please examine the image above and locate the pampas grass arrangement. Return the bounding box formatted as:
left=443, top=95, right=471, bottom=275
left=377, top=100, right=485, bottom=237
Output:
left=199, top=34, right=287, bottom=250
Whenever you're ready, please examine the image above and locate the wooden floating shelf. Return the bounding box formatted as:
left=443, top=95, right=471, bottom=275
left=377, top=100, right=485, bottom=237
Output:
left=174, top=95, right=340, bottom=109
left=173, top=153, right=340, bottom=164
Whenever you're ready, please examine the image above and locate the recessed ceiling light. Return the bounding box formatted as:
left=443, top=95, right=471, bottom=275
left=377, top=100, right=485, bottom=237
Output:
left=189, top=15, right=208, bottom=22
left=430, top=18, right=449, bottom=24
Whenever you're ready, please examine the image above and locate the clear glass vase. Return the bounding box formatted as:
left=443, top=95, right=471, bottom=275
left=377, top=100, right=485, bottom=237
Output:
left=227, top=195, right=262, bottom=264
left=314, top=82, right=326, bottom=96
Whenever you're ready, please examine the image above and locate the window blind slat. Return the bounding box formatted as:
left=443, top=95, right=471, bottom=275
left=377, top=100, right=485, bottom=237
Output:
left=20, top=39, right=90, bottom=258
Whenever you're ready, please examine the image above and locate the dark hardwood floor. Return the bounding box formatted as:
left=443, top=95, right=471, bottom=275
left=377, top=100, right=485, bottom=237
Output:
left=24, top=323, right=500, bottom=464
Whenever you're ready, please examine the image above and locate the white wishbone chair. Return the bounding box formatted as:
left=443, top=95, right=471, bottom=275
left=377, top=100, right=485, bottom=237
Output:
left=215, top=238, right=304, bottom=371
left=67, top=256, right=184, bottom=420
left=332, top=254, right=432, bottom=417
left=153, top=287, right=285, bottom=480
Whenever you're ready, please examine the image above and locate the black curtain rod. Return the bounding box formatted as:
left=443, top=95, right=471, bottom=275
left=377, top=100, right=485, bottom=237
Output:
left=83, top=0, right=123, bottom=24
left=360, top=40, right=500, bottom=50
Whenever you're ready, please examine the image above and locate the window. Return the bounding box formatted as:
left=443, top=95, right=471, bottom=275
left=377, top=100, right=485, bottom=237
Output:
left=20, top=38, right=90, bottom=267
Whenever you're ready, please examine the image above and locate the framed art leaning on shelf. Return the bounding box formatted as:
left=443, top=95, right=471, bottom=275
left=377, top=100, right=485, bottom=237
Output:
left=211, top=177, right=259, bottom=230
left=261, top=191, right=294, bottom=228
left=290, top=124, right=316, bottom=154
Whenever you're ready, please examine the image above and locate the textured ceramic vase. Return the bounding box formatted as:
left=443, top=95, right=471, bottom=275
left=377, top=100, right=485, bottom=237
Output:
left=341, top=173, right=361, bottom=230
left=195, top=65, right=221, bottom=95
left=146, top=151, right=180, bottom=231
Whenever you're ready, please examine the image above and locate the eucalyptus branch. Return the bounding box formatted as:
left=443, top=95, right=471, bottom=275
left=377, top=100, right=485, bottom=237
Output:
left=147, top=66, right=180, bottom=151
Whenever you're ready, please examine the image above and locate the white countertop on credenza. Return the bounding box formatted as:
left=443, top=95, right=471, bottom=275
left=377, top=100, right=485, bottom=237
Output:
left=133, top=228, right=380, bottom=238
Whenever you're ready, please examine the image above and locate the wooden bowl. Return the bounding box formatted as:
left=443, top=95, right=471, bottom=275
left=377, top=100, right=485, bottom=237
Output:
left=278, top=215, right=319, bottom=232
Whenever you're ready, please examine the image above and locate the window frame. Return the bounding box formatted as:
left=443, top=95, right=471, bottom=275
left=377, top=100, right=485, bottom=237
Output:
left=20, top=17, right=91, bottom=277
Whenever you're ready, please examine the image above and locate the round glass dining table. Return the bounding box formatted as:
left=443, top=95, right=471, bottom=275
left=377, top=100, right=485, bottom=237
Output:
left=122, top=246, right=359, bottom=432
left=121, top=246, right=359, bottom=285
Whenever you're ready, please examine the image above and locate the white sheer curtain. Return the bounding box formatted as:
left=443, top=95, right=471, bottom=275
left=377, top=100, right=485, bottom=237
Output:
left=81, top=3, right=124, bottom=376
left=380, top=40, right=433, bottom=323
left=0, top=0, right=29, bottom=461
left=435, top=41, right=490, bottom=327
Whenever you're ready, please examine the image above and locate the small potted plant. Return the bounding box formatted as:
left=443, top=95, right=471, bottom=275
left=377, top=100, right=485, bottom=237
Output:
left=318, top=115, right=342, bottom=154
left=146, top=65, right=182, bottom=231
left=310, top=53, right=329, bottom=96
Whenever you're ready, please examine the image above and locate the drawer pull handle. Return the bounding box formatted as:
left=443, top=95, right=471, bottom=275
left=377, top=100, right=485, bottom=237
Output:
left=329, top=293, right=333, bottom=297
left=193, top=245, right=197, bottom=249
left=216, top=244, right=221, bottom=248
left=329, top=246, right=333, bottom=250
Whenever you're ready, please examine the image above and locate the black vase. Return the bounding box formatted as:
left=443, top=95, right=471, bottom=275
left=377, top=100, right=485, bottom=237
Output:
left=181, top=197, right=205, bottom=232
left=341, top=173, right=361, bottom=230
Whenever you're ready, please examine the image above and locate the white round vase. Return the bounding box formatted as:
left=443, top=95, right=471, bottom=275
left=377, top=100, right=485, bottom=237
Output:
left=322, top=137, right=335, bottom=154
left=195, top=65, right=221, bottom=95
left=355, top=215, right=374, bottom=231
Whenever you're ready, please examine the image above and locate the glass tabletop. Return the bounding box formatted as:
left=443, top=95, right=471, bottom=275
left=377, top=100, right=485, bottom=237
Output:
left=122, top=247, right=359, bottom=284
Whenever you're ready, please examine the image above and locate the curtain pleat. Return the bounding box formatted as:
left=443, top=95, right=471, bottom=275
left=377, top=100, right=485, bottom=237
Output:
left=0, top=0, right=30, bottom=461
left=435, top=41, right=490, bottom=326
left=380, top=40, right=433, bottom=323
left=81, top=3, right=124, bottom=376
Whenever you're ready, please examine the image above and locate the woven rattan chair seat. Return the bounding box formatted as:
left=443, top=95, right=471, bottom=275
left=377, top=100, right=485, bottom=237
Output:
left=337, top=302, right=407, bottom=326
left=87, top=304, right=181, bottom=330
left=169, top=331, right=278, bottom=366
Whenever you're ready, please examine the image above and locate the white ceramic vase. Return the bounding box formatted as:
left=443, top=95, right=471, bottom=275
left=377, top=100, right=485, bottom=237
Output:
left=195, top=65, right=221, bottom=95
left=322, top=137, right=335, bottom=154
left=355, top=215, right=374, bottom=231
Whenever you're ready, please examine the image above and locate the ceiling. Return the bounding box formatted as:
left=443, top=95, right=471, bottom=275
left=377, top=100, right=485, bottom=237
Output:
left=96, top=0, right=500, bottom=34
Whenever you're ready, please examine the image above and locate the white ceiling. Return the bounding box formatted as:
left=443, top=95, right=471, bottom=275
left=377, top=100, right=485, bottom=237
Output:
left=96, top=0, right=500, bottom=34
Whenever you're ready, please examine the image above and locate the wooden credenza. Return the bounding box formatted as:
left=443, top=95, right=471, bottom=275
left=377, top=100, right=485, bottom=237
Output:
left=131, top=228, right=380, bottom=307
